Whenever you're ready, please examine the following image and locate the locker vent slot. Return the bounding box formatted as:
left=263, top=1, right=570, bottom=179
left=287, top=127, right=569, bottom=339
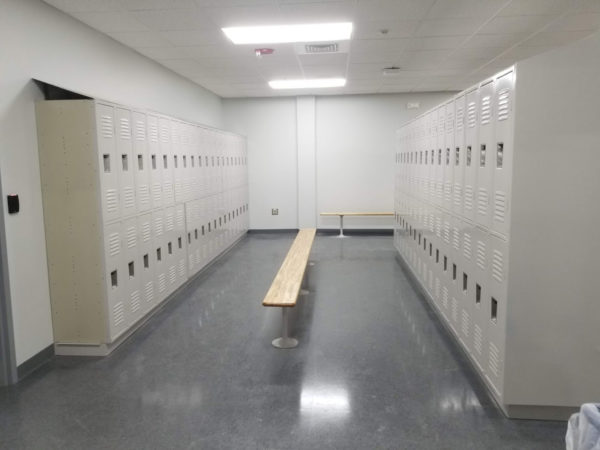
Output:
left=476, top=241, right=486, bottom=270
left=476, top=284, right=481, bottom=304
left=461, top=310, right=470, bottom=337
left=463, top=272, right=468, bottom=292
left=452, top=297, right=459, bottom=323
left=466, top=146, right=472, bottom=166
left=443, top=255, right=448, bottom=272
left=436, top=248, right=439, bottom=263
left=496, top=142, right=504, bottom=168
left=110, top=270, right=118, bottom=287
left=160, top=126, right=169, bottom=143
left=121, top=154, right=129, bottom=171
left=452, top=227, right=460, bottom=251
left=480, top=144, right=486, bottom=167
left=477, top=188, right=488, bottom=216
left=124, top=227, right=135, bottom=249
left=435, top=277, right=440, bottom=299
left=464, top=186, right=474, bottom=211
left=144, top=281, right=154, bottom=303
left=455, top=147, right=460, bottom=166
left=168, top=242, right=173, bottom=254
left=456, top=107, right=464, bottom=130
left=453, top=264, right=457, bottom=280
left=113, top=302, right=125, bottom=327
left=135, top=120, right=145, bottom=141
left=474, top=325, right=483, bottom=355
left=491, top=297, right=498, bottom=322
left=492, top=250, right=504, bottom=283
left=166, top=214, right=174, bottom=231
left=143, top=254, right=149, bottom=268
left=139, top=185, right=150, bottom=207
left=494, top=191, right=506, bottom=223
left=176, top=210, right=184, bottom=228
left=445, top=182, right=452, bottom=203
left=178, top=260, right=186, bottom=277
left=446, top=113, right=454, bottom=133
left=153, top=184, right=161, bottom=204
left=119, top=118, right=131, bottom=140
left=463, top=233, right=472, bottom=260
left=103, top=154, right=110, bottom=172
left=156, top=248, right=162, bottom=261
left=100, top=115, right=113, bottom=138
left=481, top=96, right=492, bottom=125
left=108, top=232, right=120, bottom=256
left=442, top=286, right=449, bottom=309
left=131, top=290, right=141, bottom=312
left=149, top=123, right=158, bottom=142
left=467, top=102, right=476, bottom=128
left=124, top=187, right=135, bottom=210
left=154, top=217, right=164, bottom=236
left=151, top=155, right=157, bottom=169
left=443, top=222, right=450, bottom=244
left=178, top=237, right=182, bottom=249
left=489, top=342, right=500, bottom=376
left=497, top=89, right=510, bottom=121
left=164, top=182, right=173, bottom=198
left=137, top=155, right=144, bottom=170
left=158, top=273, right=166, bottom=292
left=169, top=266, right=176, bottom=284
left=141, top=222, right=151, bottom=243
left=106, top=189, right=118, bottom=213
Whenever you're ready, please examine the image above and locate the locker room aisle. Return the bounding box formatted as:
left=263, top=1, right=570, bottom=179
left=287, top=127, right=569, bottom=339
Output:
left=0, top=234, right=565, bottom=449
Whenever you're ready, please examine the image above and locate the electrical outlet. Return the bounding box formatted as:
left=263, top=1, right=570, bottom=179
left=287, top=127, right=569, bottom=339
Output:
left=271, top=208, right=279, bottom=216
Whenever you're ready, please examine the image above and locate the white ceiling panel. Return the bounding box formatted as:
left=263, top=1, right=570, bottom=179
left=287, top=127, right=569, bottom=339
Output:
left=44, top=0, right=600, bottom=97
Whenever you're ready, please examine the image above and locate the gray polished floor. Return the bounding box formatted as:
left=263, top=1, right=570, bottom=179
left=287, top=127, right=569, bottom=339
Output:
left=0, top=233, right=566, bottom=449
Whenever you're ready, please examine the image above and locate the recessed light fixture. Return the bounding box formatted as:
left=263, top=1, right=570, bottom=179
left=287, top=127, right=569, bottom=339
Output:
left=269, top=78, right=347, bottom=90
left=222, top=22, right=353, bottom=44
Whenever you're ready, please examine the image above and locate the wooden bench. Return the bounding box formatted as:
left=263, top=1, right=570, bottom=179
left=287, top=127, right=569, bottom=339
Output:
left=320, top=212, right=394, bottom=237
left=262, top=228, right=316, bottom=349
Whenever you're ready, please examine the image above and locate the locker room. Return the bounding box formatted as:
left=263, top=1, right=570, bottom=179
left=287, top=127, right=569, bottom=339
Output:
left=1, top=1, right=599, bottom=449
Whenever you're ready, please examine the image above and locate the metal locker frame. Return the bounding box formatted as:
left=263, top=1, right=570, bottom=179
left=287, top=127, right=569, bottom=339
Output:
left=137, top=213, right=156, bottom=313
left=95, top=103, right=121, bottom=224
left=115, top=107, right=137, bottom=219
left=475, top=79, right=495, bottom=229
left=132, top=110, right=152, bottom=213
left=159, top=117, right=175, bottom=206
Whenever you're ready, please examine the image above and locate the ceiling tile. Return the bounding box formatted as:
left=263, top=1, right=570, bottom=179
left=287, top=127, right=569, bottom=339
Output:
left=404, top=35, right=467, bottom=50
left=415, top=18, right=487, bottom=37
left=498, top=0, right=573, bottom=16
left=108, top=31, right=172, bottom=47
left=545, top=13, right=600, bottom=32
left=351, top=38, right=408, bottom=54
left=278, top=1, right=356, bottom=23
left=204, top=4, right=283, bottom=27
left=352, top=19, right=419, bottom=40
left=121, top=0, right=197, bottom=11
left=161, top=29, right=225, bottom=46
left=520, top=30, right=596, bottom=46
left=301, top=64, right=347, bottom=77
left=449, top=46, right=505, bottom=60
left=136, top=46, right=193, bottom=59
left=478, top=15, right=555, bottom=35
left=44, top=0, right=123, bottom=13
left=298, top=52, right=348, bottom=66
left=461, top=33, right=527, bottom=48
left=130, top=9, right=214, bottom=31
left=356, top=0, right=436, bottom=21
left=425, top=0, right=510, bottom=19
left=71, top=11, right=148, bottom=32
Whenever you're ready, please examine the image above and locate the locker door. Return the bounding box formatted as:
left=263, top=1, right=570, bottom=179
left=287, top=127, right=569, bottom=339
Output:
left=198, top=128, right=208, bottom=198
left=152, top=209, right=168, bottom=301
left=164, top=206, right=178, bottom=293
left=147, top=114, right=162, bottom=209
left=116, top=107, right=137, bottom=218
left=459, top=219, right=476, bottom=355
left=470, top=225, right=490, bottom=374
left=137, top=213, right=156, bottom=313
left=133, top=111, right=152, bottom=213
left=435, top=106, right=445, bottom=207
left=95, top=103, right=120, bottom=223
left=159, top=117, right=175, bottom=206
left=121, top=217, right=143, bottom=324
left=190, top=125, right=200, bottom=201
left=103, top=222, right=127, bottom=340
left=463, top=88, right=479, bottom=222
left=444, top=101, right=455, bottom=210
left=453, top=94, right=466, bottom=217
left=171, top=120, right=183, bottom=202
left=175, top=203, right=187, bottom=286
left=475, top=80, right=495, bottom=229
left=491, top=69, right=515, bottom=238
left=185, top=200, right=198, bottom=276
left=426, top=111, right=436, bottom=204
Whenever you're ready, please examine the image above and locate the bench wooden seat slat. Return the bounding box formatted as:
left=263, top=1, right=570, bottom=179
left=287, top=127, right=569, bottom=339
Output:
left=262, top=228, right=316, bottom=308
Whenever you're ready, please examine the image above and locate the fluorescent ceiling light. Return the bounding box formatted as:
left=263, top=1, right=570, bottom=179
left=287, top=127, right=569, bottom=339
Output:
left=269, top=78, right=347, bottom=90
left=222, top=22, right=353, bottom=44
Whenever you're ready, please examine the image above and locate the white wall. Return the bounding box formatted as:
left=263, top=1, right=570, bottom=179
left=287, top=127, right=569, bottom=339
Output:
left=224, top=92, right=452, bottom=230
left=223, top=97, right=298, bottom=229
left=0, top=0, right=223, bottom=365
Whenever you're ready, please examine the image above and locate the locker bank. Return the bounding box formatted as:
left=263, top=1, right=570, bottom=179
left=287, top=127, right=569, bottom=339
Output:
left=1, top=0, right=599, bottom=449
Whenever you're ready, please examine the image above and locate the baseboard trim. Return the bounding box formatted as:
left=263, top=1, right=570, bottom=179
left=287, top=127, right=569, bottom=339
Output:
left=247, top=229, right=298, bottom=234
left=17, top=344, right=54, bottom=380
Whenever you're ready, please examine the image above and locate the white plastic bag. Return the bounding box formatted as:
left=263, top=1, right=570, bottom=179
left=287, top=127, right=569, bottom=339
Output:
left=566, top=404, right=600, bottom=450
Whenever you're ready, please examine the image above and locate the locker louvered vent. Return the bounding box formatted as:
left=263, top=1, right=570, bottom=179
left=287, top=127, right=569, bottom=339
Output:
left=142, top=222, right=151, bottom=242
left=155, top=217, right=164, bottom=236
left=456, top=107, right=464, bottom=130
left=461, top=310, right=470, bottom=337
left=446, top=112, right=454, bottom=133
left=178, top=260, right=186, bottom=277
left=489, top=342, right=500, bottom=377
left=149, top=124, right=159, bottom=142
left=158, top=273, right=166, bottom=293
left=139, top=186, right=150, bottom=208
left=108, top=232, right=120, bottom=256
left=467, top=102, right=476, bottom=128
left=476, top=241, right=486, bottom=270
left=465, top=186, right=474, bottom=211
left=130, top=290, right=141, bottom=313
left=305, top=43, right=338, bottom=53
left=463, top=233, right=472, bottom=260
left=477, top=188, right=489, bottom=216
left=452, top=227, right=460, bottom=251
left=442, top=286, right=449, bottom=309
left=113, top=302, right=125, bottom=327
left=126, top=226, right=137, bottom=248
left=145, top=282, right=154, bottom=303
left=124, top=188, right=135, bottom=209
left=474, top=325, right=483, bottom=355
left=481, top=96, right=492, bottom=125
left=100, top=115, right=113, bottom=138
left=119, top=118, right=131, bottom=140
left=135, top=120, right=145, bottom=141
left=169, top=266, right=177, bottom=284
left=492, top=250, right=504, bottom=283
left=497, top=89, right=510, bottom=121
left=494, top=191, right=507, bottom=223
left=451, top=297, right=459, bottom=323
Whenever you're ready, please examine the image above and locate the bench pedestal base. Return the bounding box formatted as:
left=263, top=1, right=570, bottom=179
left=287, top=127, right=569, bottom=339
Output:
left=272, top=307, right=298, bottom=349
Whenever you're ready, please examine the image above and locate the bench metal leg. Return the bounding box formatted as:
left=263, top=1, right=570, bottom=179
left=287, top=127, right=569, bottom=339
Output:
left=334, top=215, right=347, bottom=238
left=272, top=308, right=298, bottom=349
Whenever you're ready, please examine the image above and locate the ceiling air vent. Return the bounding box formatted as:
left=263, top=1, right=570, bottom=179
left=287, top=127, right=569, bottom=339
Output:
left=382, top=66, right=402, bottom=76
left=305, top=43, right=339, bottom=54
